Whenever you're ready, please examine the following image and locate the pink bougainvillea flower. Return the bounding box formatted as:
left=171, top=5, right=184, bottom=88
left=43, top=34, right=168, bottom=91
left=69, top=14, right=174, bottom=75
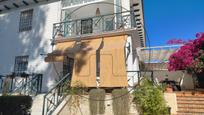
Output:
left=168, top=32, right=204, bottom=73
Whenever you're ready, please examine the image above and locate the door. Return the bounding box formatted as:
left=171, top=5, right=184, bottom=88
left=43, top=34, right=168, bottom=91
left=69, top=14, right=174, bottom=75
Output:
left=63, top=57, right=74, bottom=80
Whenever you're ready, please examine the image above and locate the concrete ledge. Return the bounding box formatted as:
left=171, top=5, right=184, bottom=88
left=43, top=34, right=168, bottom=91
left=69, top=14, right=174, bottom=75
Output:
left=164, top=92, right=177, bottom=114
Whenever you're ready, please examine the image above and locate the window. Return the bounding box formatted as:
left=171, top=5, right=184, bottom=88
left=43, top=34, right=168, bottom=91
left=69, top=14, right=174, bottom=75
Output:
left=14, top=56, right=29, bottom=74
left=63, top=57, right=74, bottom=76
left=105, top=20, right=114, bottom=31
left=81, top=18, right=93, bottom=34
left=19, top=9, right=33, bottom=32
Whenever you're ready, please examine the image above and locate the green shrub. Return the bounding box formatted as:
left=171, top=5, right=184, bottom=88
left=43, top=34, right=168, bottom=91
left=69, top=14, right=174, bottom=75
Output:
left=0, top=96, right=32, bottom=115
left=89, top=89, right=105, bottom=115
left=66, top=81, right=87, bottom=115
left=112, top=89, right=129, bottom=115
left=133, top=78, right=168, bottom=115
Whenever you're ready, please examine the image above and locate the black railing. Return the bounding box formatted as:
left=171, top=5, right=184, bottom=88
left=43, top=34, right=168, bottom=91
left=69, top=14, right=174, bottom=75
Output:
left=11, top=74, right=43, bottom=96
left=52, top=10, right=136, bottom=40
left=42, top=73, right=71, bottom=115
left=127, top=70, right=154, bottom=87
left=0, top=75, right=4, bottom=91
left=0, top=73, right=43, bottom=96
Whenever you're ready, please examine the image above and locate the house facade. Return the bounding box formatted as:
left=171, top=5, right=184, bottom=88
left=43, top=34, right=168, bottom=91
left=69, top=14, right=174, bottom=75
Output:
left=0, top=0, right=145, bottom=92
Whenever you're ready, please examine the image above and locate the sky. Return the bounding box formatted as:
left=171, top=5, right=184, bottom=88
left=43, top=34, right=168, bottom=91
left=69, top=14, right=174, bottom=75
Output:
left=143, top=0, right=204, bottom=46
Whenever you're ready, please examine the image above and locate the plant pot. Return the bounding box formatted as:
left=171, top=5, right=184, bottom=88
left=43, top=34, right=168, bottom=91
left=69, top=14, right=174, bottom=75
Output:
left=165, top=87, right=173, bottom=93
left=195, top=71, right=204, bottom=88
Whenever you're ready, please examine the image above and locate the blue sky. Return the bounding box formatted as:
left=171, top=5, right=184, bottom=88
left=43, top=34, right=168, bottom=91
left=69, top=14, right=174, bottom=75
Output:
left=143, top=0, right=204, bottom=46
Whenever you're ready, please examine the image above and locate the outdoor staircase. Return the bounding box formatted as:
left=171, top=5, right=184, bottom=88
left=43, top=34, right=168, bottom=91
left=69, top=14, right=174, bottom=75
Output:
left=42, top=73, right=71, bottom=115
left=31, top=94, right=45, bottom=115
left=176, top=91, right=204, bottom=115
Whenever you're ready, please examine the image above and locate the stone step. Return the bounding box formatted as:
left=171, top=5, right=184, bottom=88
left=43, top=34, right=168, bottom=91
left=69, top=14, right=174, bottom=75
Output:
left=177, top=97, right=204, bottom=101
left=177, top=108, right=204, bottom=113
left=178, top=105, right=204, bottom=109
left=176, top=111, right=204, bottom=115
left=176, top=91, right=204, bottom=97
left=176, top=92, right=204, bottom=115
left=177, top=95, right=204, bottom=98
left=177, top=101, right=204, bottom=105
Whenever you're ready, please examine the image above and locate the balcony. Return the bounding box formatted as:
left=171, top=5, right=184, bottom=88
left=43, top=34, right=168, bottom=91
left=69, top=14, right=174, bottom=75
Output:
left=62, top=0, right=100, bottom=8
left=53, top=11, right=136, bottom=40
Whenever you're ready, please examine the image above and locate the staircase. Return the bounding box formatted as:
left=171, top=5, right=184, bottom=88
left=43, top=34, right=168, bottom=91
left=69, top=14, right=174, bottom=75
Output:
left=31, top=94, right=45, bottom=115
left=176, top=91, right=204, bottom=115
left=42, top=73, right=71, bottom=115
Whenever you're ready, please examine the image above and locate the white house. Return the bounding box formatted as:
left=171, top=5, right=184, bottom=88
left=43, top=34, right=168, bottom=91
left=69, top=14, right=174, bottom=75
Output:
left=0, top=0, right=145, bottom=114
left=0, top=0, right=145, bottom=92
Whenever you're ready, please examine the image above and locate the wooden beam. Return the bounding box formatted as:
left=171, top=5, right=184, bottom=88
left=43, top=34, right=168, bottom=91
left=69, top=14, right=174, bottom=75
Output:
left=136, top=22, right=141, bottom=25
left=134, top=9, right=140, bottom=12
left=133, top=3, right=139, bottom=7
left=137, top=29, right=142, bottom=32
left=135, top=14, right=140, bottom=17
left=12, top=3, right=19, bottom=8
left=138, top=32, right=143, bottom=34
left=22, top=1, right=29, bottom=6
left=137, top=26, right=142, bottom=28
left=33, top=0, right=39, bottom=3
left=4, top=5, right=10, bottom=10
left=135, top=18, right=141, bottom=21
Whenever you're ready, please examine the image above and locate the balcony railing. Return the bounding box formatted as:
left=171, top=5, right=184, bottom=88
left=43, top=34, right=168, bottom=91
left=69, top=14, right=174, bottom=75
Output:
left=53, top=11, right=136, bottom=40
left=42, top=73, right=71, bottom=115
left=62, top=0, right=97, bottom=8
left=0, top=73, right=43, bottom=96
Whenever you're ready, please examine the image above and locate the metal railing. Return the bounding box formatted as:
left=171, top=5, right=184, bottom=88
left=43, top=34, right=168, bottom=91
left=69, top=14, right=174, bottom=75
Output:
left=127, top=70, right=154, bottom=87
left=11, top=74, right=43, bottom=96
left=42, top=73, right=71, bottom=115
left=0, top=73, right=43, bottom=96
left=53, top=10, right=136, bottom=40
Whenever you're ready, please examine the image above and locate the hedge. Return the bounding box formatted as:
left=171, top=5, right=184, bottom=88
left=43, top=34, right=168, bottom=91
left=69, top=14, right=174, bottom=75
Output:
left=0, top=96, right=32, bottom=115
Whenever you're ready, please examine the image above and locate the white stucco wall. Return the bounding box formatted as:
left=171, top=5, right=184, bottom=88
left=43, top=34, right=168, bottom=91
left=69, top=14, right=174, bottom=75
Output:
left=61, top=0, right=114, bottom=21
left=164, top=93, right=177, bottom=114
left=0, top=0, right=140, bottom=92
left=0, top=1, right=62, bottom=92
left=126, top=36, right=140, bottom=88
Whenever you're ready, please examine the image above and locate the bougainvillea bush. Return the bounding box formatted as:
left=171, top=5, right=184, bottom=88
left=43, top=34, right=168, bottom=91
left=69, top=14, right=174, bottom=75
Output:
left=168, top=33, right=204, bottom=73
left=166, top=39, right=187, bottom=45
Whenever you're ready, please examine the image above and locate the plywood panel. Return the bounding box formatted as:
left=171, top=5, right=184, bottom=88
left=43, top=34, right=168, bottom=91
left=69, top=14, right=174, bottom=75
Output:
left=71, top=38, right=102, bottom=87
left=100, top=35, right=128, bottom=87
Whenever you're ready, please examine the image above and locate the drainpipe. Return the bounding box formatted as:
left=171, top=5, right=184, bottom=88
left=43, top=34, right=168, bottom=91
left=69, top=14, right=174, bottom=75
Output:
left=96, top=39, right=104, bottom=88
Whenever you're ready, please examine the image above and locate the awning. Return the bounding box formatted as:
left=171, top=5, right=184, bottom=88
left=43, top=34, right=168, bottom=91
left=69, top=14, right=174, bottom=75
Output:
left=45, top=41, right=76, bottom=62
left=71, top=38, right=102, bottom=87
left=137, top=45, right=179, bottom=63
left=45, top=35, right=128, bottom=88
left=100, top=35, right=128, bottom=87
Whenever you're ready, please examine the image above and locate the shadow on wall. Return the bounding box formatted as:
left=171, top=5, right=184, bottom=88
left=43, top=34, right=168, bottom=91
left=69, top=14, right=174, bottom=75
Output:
left=0, top=4, right=54, bottom=91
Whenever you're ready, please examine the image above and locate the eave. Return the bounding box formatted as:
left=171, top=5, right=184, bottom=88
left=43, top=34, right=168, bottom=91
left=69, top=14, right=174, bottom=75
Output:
left=0, top=0, right=59, bottom=14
